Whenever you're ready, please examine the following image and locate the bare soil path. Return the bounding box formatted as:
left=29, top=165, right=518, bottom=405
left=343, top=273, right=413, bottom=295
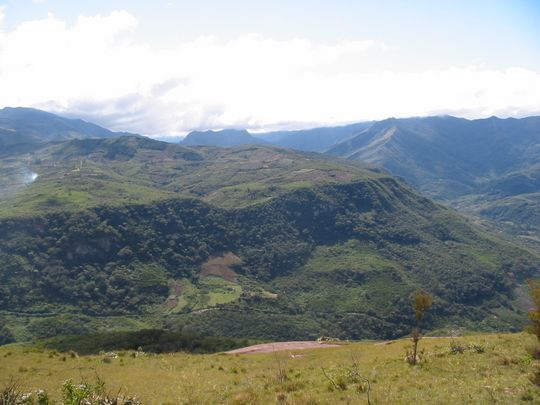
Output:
left=226, top=341, right=341, bottom=354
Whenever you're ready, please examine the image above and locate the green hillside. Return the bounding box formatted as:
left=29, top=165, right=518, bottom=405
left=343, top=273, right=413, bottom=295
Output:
left=0, top=136, right=377, bottom=216
left=0, top=136, right=538, bottom=343
left=326, top=115, right=540, bottom=251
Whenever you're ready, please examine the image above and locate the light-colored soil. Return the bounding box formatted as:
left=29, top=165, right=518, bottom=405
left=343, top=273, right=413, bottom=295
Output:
left=201, top=252, right=241, bottom=281
left=226, top=341, right=341, bottom=354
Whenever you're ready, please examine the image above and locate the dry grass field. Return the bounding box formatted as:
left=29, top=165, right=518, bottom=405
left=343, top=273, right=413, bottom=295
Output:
left=1, top=333, right=540, bottom=404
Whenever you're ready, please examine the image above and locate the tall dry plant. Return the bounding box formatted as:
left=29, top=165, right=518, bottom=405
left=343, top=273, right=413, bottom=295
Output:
left=407, top=290, right=433, bottom=365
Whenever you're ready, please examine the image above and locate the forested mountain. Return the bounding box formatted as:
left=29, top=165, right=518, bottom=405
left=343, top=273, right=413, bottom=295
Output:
left=0, top=107, right=132, bottom=148
left=0, top=136, right=538, bottom=343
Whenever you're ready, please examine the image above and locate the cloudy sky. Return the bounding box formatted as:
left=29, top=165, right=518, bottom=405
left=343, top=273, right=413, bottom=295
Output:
left=0, top=0, right=539, bottom=135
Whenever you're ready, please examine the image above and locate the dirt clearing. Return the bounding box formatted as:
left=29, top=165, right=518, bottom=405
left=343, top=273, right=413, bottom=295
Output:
left=226, top=341, right=341, bottom=354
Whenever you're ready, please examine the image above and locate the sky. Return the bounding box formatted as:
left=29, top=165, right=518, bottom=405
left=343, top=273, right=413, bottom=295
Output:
left=0, top=0, right=539, bottom=136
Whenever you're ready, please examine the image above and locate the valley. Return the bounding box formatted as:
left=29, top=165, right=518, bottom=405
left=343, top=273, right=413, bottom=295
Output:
left=2, top=2, right=539, bottom=402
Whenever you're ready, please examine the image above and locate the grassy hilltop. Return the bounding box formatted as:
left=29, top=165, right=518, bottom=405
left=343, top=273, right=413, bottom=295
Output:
left=1, top=333, right=539, bottom=404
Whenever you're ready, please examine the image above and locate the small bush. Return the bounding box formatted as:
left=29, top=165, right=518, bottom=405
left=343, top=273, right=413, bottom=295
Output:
left=0, top=381, right=51, bottom=405
left=467, top=343, right=485, bottom=354
left=62, top=378, right=141, bottom=405
left=449, top=340, right=465, bottom=354
left=530, top=368, right=540, bottom=387
left=1, top=380, right=21, bottom=405
left=522, top=354, right=534, bottom=365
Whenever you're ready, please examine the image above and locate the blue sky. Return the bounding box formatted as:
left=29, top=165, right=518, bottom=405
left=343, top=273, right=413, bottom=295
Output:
left=0, top=0, right=539, bottom=134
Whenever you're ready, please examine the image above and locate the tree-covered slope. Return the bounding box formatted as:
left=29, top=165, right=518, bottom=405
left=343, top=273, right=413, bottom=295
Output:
left=0, top=136, right=538, bottom=342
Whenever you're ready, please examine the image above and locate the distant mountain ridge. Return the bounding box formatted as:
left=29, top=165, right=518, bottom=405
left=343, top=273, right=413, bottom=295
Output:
left=326, top=115, right=540, bottom=249
left=182, top=129, right=269, bottom=147
left=180, top=123, right=373, bottom=151
left=254, top=122, right=373, bottom=152
left=327, top=115, right=540, bottom=197
left=3, top=106, right=540, bottom=250
left=0, top=107, right=134, bottom=148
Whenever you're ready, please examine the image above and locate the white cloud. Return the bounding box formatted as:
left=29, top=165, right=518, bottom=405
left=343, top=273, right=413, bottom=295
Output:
left=0, top=10, right=539, bottom=135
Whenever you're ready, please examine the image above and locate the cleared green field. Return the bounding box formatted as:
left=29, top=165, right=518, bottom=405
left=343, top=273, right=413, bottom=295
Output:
left=1, top=333, right=539, bottom=404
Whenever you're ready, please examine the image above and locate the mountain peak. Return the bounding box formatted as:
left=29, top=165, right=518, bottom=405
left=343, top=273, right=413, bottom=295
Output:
left=182, top=128, right=268, bottom=147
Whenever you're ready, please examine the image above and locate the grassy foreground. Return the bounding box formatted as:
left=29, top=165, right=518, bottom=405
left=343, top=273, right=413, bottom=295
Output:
left=1, top=333, right=539, bottom=404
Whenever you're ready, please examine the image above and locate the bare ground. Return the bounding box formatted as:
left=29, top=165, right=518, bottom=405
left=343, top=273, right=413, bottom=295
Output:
left=226, top=341, right=341, bottom=354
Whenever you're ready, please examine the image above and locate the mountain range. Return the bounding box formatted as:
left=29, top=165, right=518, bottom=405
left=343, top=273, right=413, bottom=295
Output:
left=325, top=115, right=540, bottom=249
left=181, top=122, right=372, bottom=151
left=177, top=115, right=540, bottom=251
left=0, top=108, right=539, bottom=344
left=182, top=129, right=269, bottom=147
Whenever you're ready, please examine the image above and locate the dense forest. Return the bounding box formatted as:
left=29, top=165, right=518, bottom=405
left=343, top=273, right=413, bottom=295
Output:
left=1, top=176, right=538, bottom=342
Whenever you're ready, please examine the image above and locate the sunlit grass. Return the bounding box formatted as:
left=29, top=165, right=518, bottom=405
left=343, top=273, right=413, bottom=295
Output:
left=1, top=333, right=538, bottom=404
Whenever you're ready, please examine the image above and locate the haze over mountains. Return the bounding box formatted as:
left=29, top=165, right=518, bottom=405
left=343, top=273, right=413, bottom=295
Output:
left=181, top=122, right=372, bottom=151
left=182, top=129, right=269, bottom=147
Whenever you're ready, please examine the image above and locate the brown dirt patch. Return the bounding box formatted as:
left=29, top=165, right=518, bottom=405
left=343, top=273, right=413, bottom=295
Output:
left=169, top=280, right=183, bottom=296
left=201, top=252, right=241, bottom=282
left=226, top=341, right=341, bottom=355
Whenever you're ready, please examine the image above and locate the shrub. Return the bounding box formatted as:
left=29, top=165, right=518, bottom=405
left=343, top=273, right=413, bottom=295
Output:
left=530, top=368, right=540, bottom=387
left=468, top=343, right=485, bottom=353
left=406, top=290, right=433, bottom=365
left=449, top=339, right=465, bottom=354
left=0, top=380, right=21, bottom=405
left=0, top=381, right=51, bottom=405
left=62, top=378, right=141, bottom=405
